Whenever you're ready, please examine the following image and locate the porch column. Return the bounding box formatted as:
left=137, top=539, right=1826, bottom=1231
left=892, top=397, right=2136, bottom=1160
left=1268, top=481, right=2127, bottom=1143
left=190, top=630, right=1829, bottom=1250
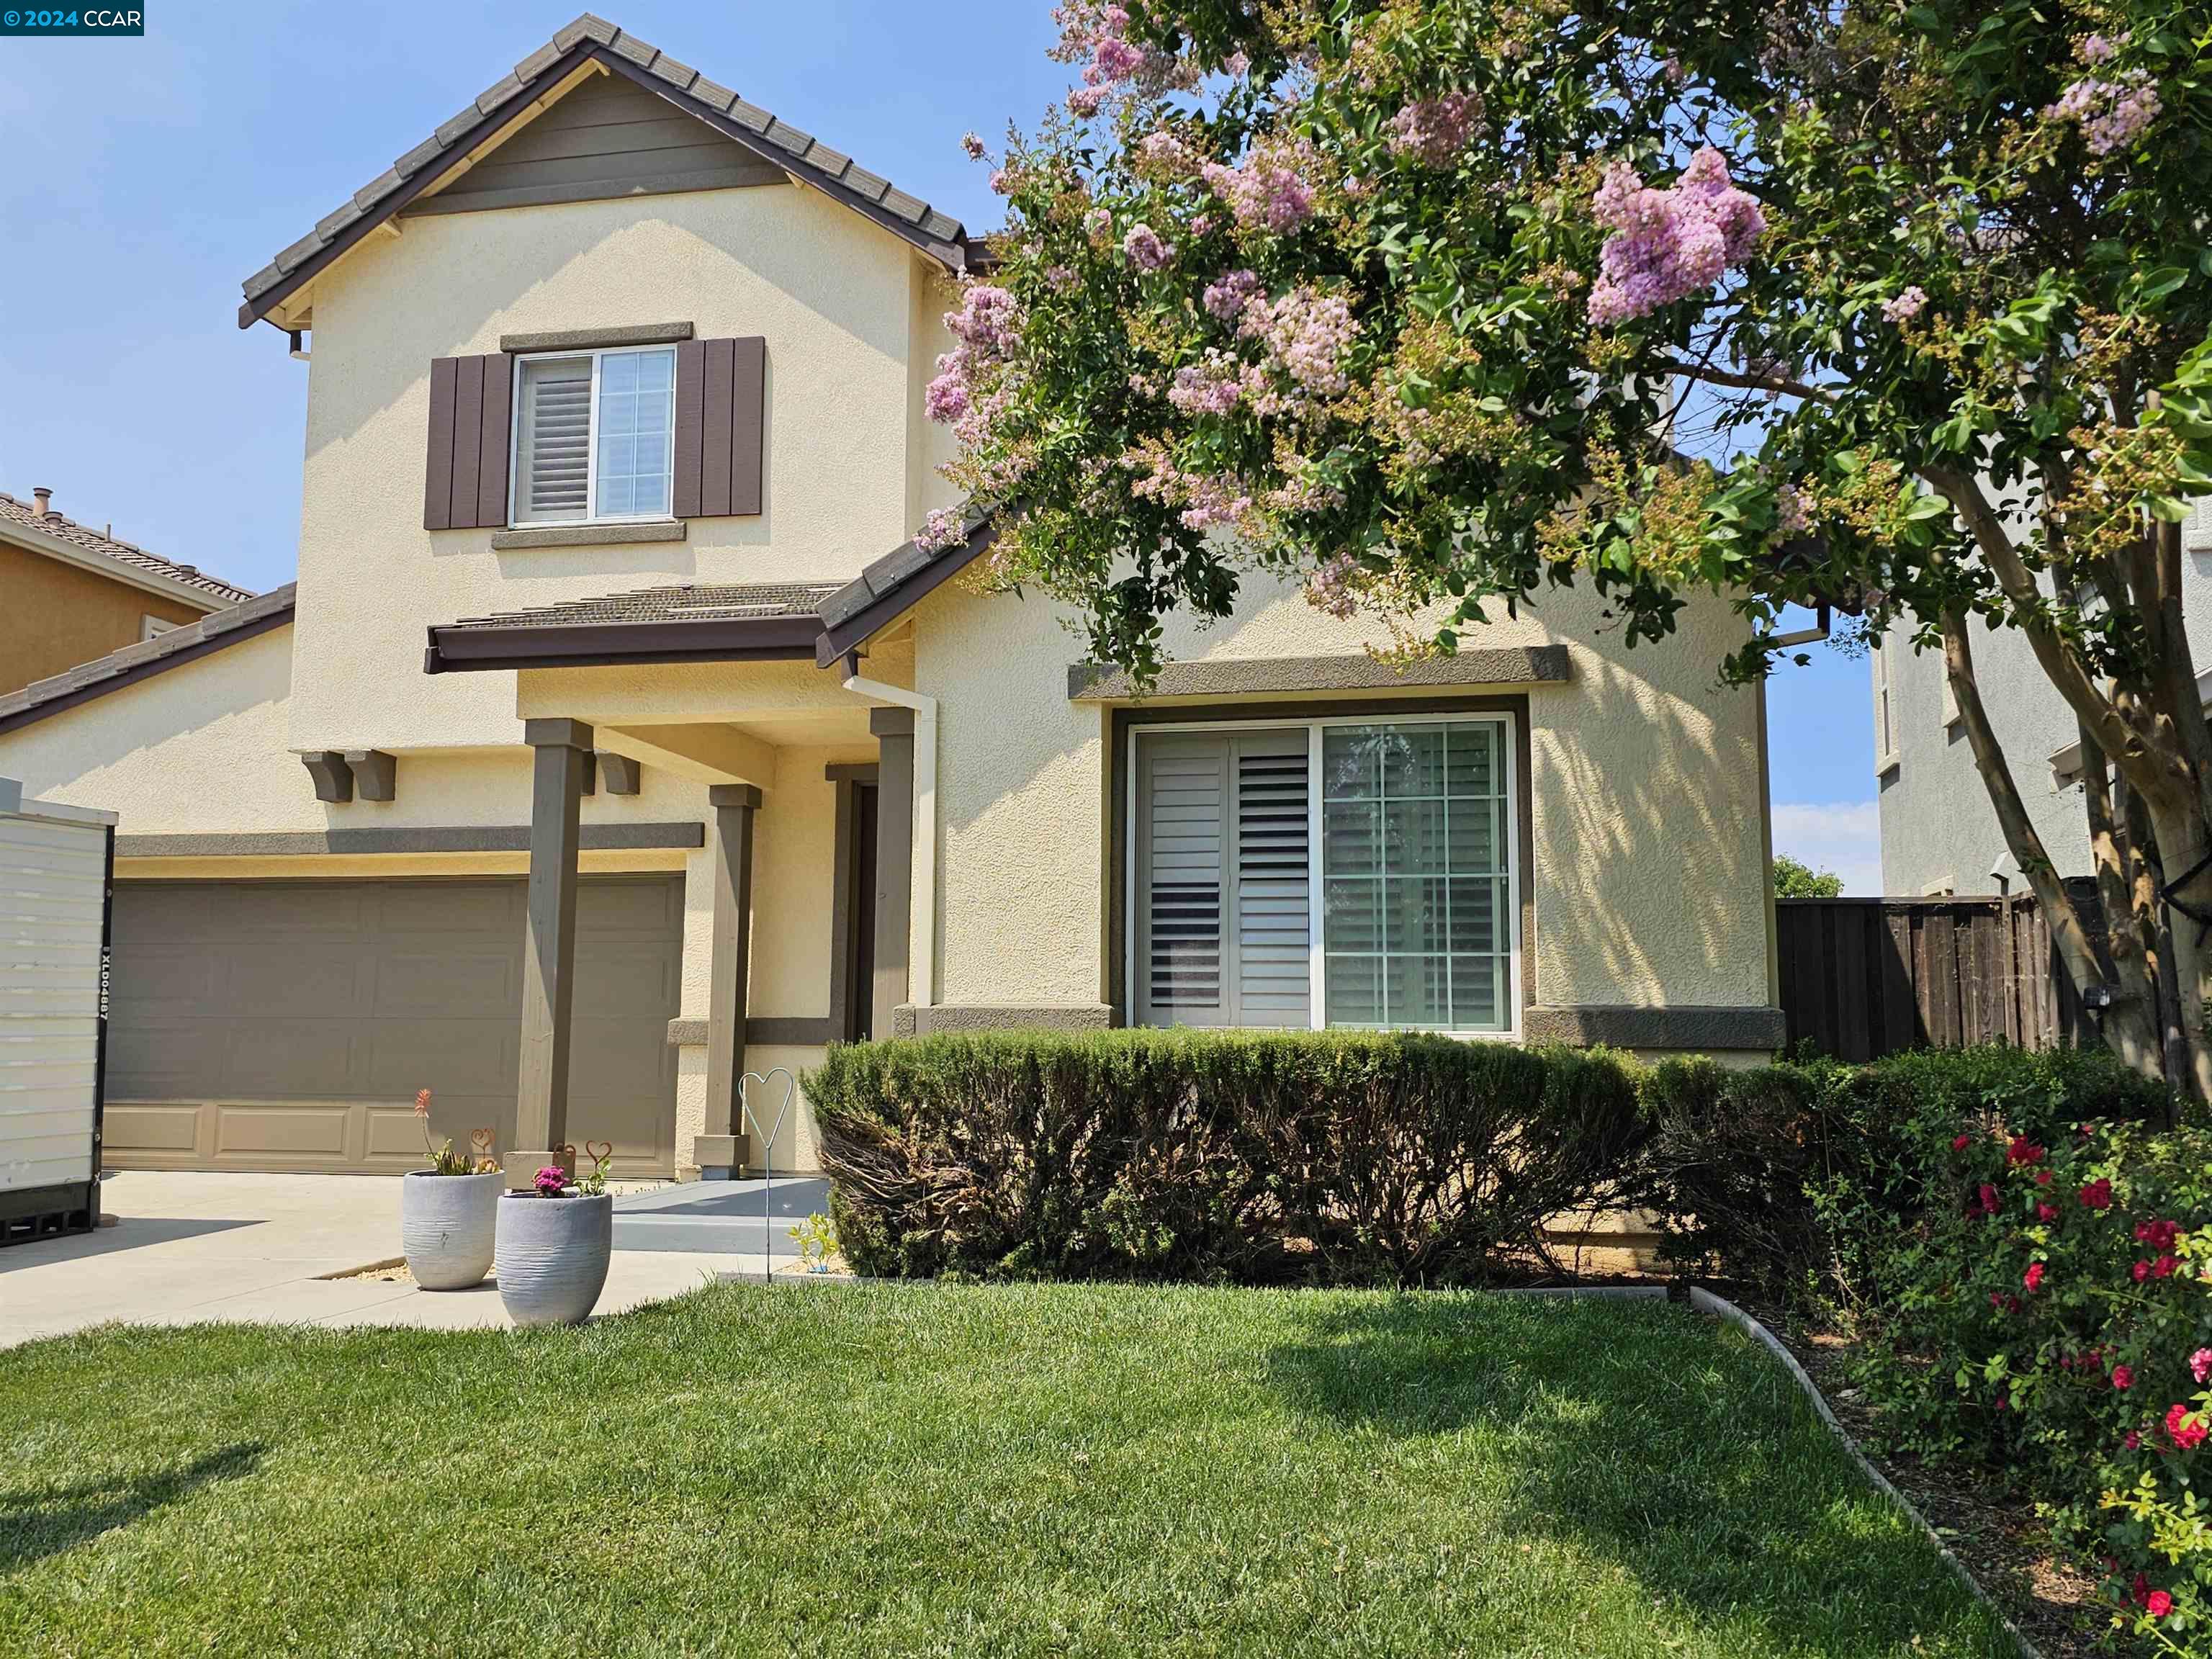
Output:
left=870, top=708, right=915, bottom=1039
left=696, top=783, right=762, bottom=1178
left=509, top=717, right=591, bottom=1189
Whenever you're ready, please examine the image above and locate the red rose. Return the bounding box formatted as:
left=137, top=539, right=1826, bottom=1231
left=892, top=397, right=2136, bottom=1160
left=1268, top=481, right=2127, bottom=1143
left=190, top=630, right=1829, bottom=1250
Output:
left=2154, top=1254, right=2178, bottom=1279
left=2024, top=1262, right=2046, bottom=1292
left=1952, top=1133, right=1972, bottom=1151
left=2126, top=1431, right=2143, bottom=1450
left=2148, top=1590, right=2174, bottom=1619
left=2134, top=1259, right=2153, bottom=1282
left=2037, top=1202, right=2059, bottom=1222
left=2081, top=1179, right=2113, bottom=1210
left=1978, top=1183, right=2000, bottom=1215
left=2135, top=1573, right=2152, bottom=1606
left=2035, top=1169, right=2052, bottom=1187
left=2115, top=1364, right=2136, bottom=1390
left=2166, top=1403, right=2208, bottom=1449
left=2006, top=1136, right=2046, bottom=1166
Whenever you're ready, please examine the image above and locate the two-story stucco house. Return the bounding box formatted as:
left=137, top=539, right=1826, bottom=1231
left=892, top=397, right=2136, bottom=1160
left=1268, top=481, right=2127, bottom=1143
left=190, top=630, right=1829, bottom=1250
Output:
left=0, top=14, right=1786, bottom=1184
left=0, top=487, right=254, bottom=698
left=1872, top=495, right=2212, bottom=896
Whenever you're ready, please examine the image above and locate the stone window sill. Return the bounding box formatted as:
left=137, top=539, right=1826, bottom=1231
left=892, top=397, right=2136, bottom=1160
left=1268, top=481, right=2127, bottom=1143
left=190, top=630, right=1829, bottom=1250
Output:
left=489, top=521, right=688, bottom=551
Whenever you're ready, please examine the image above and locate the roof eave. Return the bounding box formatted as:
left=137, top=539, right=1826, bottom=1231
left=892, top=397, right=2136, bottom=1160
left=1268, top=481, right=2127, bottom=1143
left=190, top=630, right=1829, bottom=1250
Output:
left=814, top=517, right=999, bottom=667
left=423, top=612, right=824, bottom=674
left=0, top=518, right=240, bottom=611
left=240, top=39, right=975, bottom=332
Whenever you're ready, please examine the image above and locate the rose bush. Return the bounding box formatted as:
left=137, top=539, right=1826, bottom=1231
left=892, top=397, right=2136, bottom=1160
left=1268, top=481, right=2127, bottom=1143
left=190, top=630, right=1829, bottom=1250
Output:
left=1835, top=1099, right=2212, bottom=1650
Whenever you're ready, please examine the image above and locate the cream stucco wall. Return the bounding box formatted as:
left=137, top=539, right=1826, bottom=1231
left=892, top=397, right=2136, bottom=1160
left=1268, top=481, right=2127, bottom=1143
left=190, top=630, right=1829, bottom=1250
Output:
left=917, top=567, right=1773, bottom=1035
left=289, top=180, right=943, bottom=756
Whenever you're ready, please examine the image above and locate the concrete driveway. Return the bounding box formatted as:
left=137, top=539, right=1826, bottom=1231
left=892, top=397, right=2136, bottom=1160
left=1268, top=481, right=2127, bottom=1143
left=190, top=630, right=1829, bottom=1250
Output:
left=0, top=1172, right=770, bottom=1349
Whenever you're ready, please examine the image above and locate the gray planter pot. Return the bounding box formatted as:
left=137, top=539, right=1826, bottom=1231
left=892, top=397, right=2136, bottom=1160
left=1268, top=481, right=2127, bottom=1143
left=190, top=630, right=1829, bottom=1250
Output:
left=399, top=1169, right=502, bottom=1290
left=494, top=1193, right=613, bottom=1326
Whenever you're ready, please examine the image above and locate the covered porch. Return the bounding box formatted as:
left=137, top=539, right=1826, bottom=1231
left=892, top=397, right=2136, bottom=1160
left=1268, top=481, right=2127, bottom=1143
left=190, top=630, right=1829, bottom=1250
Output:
left=425, top=582, right=931, bottom=1183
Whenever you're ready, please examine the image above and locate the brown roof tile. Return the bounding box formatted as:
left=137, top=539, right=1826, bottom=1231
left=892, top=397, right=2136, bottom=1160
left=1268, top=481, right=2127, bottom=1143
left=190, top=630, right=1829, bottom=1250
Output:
left=0, top=493, right=255, bottom=606
left=239, top=14, right=976, bottom=320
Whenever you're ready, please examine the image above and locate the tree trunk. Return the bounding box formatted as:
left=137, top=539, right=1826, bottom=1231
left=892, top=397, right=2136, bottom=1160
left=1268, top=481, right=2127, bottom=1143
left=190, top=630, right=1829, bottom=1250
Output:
left=2148, top=801, right=2212, bottom=1104
left=1940, top=609, right=2140, bottom=1055
left=2078, top=722, right=2167, bottom=1079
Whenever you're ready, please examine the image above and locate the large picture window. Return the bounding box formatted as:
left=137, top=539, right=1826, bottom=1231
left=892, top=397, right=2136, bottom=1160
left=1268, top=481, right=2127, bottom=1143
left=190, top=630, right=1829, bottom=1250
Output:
left=1130, top=714, right=1519, bottom=1035
left=511, top=346, right=675, bottom=526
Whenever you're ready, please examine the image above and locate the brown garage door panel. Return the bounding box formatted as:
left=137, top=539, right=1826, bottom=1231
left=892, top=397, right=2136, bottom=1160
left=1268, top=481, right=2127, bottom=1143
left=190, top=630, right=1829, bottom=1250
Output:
left=104, top=876, right=684, bottom=1177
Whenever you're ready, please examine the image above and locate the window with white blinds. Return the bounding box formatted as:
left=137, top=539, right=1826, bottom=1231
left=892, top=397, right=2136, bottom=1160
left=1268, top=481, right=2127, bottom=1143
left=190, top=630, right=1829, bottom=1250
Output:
left=1132, top=715, right=1518, bottom=1034
left=511, top=346, right=675, bottom=526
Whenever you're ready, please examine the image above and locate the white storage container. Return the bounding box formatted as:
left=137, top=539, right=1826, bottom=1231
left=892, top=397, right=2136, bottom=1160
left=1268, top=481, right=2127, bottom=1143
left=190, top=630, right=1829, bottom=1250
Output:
left=0, top=778, right=115, bottom=1243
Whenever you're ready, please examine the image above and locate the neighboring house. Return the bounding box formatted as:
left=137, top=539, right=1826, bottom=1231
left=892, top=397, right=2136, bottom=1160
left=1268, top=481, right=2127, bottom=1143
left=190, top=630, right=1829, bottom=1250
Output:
left=0, top=14, right=1785, bottom=1183
left=1873, top=496, right=2212, bottom=896
left=0, top=487, right=253, bottom=697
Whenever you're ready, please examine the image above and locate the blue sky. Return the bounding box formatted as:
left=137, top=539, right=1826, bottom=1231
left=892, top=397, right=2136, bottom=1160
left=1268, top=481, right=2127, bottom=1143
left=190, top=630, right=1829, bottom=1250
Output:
left=0, top=0, right=1879, bottom=887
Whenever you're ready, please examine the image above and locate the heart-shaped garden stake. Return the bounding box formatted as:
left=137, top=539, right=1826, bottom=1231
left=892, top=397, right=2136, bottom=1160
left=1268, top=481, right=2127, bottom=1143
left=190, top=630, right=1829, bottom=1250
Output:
left=739, top=1068, right=797, bottom=1285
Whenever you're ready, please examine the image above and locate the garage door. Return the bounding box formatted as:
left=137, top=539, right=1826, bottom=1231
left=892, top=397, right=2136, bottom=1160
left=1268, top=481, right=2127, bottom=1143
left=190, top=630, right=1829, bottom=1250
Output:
left=102, top=877, right=683, bottom=1177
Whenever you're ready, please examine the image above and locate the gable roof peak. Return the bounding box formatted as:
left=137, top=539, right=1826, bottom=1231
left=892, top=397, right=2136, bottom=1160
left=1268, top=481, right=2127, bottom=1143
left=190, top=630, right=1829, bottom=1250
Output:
left=239, top=14, right=977, bottom=328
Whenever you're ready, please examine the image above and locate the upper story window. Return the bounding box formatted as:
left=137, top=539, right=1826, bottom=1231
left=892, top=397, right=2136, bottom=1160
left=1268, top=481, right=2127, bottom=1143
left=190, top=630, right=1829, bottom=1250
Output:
left=511, top=346, right=675, bottom=526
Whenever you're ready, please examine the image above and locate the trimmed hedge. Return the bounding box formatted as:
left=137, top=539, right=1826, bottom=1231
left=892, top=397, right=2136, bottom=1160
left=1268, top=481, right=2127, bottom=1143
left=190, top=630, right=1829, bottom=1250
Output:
left=809, top=1029, right=1650, bottom=1286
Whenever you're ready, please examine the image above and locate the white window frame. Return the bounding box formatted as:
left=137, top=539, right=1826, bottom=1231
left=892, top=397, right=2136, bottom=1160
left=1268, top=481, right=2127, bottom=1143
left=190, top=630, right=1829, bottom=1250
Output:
left=507, top=344, right=678, bottom=529
left=1871, top=637, right=1899, bottom=775
left=1125, top=709, right=1524, bottom=1040
left=140, top=615, right=179, bottom=643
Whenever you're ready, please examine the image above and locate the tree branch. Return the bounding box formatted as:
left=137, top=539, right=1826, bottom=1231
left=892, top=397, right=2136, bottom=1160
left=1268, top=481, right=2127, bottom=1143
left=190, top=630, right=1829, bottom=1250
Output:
left=1665, top=361, right=1834, bottom=403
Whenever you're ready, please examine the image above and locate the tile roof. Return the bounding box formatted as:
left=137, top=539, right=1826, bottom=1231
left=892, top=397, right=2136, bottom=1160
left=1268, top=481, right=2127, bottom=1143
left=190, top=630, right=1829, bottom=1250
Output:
left=0, top=493, right=255, bottom=606
left=814, top=505, right=997, bottom=665
left=240, top=13, right=977, bottom=325
left=443, top=582, right=843, bottom=631
left=0, top=585, right=296, bottom=735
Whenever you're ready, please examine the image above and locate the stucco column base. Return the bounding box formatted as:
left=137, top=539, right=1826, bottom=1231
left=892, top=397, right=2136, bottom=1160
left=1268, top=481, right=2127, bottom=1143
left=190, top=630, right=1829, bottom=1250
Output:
left=503, top=1148, right=575, bottom=1190
left=691, top=1133, right=747, bottom=1178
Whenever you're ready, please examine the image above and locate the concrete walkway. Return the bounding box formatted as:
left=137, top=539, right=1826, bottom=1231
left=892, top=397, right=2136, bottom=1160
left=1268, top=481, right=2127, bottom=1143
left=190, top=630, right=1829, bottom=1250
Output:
left=0, top=1172, right=775, bottom=1349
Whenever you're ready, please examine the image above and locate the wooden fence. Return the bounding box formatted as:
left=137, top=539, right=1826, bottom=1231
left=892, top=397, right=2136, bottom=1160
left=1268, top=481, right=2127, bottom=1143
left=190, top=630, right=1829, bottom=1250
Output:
left=1775, top=895, right=2095, bottom=1061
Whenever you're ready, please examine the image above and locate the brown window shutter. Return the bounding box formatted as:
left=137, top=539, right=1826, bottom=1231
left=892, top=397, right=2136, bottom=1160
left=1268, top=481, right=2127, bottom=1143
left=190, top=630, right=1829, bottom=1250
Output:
left=423, top=352, right=515, bottom=530
left=674, top=337, right=765, bottom=518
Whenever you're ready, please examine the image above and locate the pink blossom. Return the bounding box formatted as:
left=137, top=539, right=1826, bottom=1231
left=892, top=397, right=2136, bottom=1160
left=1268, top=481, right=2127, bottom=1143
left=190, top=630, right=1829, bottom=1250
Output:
left=2167, top=1403, right=2208, bottom=1450
left=945, top=285, right=1023, bottom=356
left=2078, top=31, right=2124, bottom=65
left=1084, top=206, right=1113, bottom=242
left=924, top=367, right=971, bottom=424
left=1882, top=286, right=1927, bottom=324
left=1247, top=286, right=1357, bottom=400
left=1167, top=354, right=1243, bottom=415
left=1068, top=85, right=1108, bottom=117
left=1774, top=483, right=1809, bottom=538
left=1123, top=222, right=1174, bottom=271
left=2046, top=71, right=2160, bottom=156
left=2148, top=1589, right=2174, bottom=1620
left=916, top=507, right=968, bottom=553
left=533, top=1166, right=569, bottom=1197
left=1203, top=268, right=1264, bottom=323
left=1136, top=128, right=1194, bottom=177
left=1222, top=50, right=1249, bottom=78
left=961, top=132, right=987, bottom=161
left=989, top=169, right=1012, bottom=196
left=2191, top=1348, right=2212, bottom=1385
left=1388, top=92, right=1482, bottom=166
left=2115, top=1364, right=2136, bottom=1390
left=1586, top=146, right=1766, bottom=325
left=1201, top=132, right=1319, bottom=233
left=2024, top=1262, right=2046, bottom=1293
left=1305, top=552, right=1359, bottom=619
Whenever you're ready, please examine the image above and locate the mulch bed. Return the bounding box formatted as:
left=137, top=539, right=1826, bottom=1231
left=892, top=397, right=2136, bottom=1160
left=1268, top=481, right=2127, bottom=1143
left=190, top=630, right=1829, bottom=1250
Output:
left=1742, top=1298, right=2112, bottom=1659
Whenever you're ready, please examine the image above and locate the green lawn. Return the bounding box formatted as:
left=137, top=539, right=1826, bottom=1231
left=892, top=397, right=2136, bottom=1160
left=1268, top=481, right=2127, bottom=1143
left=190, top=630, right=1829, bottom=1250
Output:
left=1, top=1282, right=2009, bottom=1658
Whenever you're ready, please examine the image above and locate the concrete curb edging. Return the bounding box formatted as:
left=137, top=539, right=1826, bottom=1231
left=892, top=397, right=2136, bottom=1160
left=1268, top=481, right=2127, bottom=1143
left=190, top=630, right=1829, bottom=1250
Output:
left=1686, top=1287, right=2044, bottom=1659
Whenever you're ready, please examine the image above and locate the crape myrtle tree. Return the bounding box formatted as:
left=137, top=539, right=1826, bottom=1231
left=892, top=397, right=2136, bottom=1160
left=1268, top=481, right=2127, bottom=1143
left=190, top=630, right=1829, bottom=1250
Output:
left=923, top=0, right=2212, bottom=1092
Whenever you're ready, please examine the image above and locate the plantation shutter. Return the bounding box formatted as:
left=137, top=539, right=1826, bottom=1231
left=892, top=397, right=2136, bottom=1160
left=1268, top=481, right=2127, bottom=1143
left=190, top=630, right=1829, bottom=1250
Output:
left=1134, top=729, right=1313, bottom=1028
left=422, top=354, right=514, bottom=530
left=673, top=336, right=766, bottom=518
left=1231, top=732, right=1312, bottom=1024
left=1137, top=734, right=1229, bottom=1024
left=513, top=356, right=593, bottom=524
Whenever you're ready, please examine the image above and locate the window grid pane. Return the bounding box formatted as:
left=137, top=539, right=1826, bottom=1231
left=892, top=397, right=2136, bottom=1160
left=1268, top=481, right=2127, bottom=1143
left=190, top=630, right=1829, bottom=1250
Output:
left=1320, top=720, right=1509, bottom=1034
left=593, top=348, right=675, bottom=518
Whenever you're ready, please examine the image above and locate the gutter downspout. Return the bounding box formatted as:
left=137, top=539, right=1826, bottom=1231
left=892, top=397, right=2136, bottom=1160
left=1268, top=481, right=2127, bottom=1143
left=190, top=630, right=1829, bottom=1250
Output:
left=842, top=670, right=938, bottom=1012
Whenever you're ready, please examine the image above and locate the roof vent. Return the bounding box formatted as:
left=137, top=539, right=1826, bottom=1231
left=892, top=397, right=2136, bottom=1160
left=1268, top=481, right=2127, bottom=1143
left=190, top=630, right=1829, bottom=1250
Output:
left=31, top=486, right=52, bottom=518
